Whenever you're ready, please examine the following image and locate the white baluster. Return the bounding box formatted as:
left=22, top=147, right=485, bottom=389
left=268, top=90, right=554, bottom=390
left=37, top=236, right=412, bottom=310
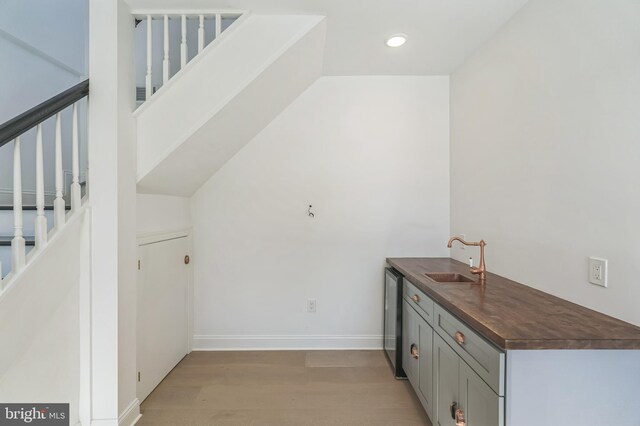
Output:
left=163, top=15, right=170, bottom=84
left=71, top=103, right=81, bottom=212
left=181, top=15, right=188, bottom=68
left=215, top=14, right=222, bottom=38
left=54, top=112, right=66, bottom=229
left=35, top=124, right=47, bottom=249
left=11, top=137, right=25, bottom=274
left=146, top=15, right=153, bottom=100
left=198, top=15, right=204, bottom=53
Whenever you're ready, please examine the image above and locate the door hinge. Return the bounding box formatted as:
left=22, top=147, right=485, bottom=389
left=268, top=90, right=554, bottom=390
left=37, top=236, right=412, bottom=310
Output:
left=138, top=371, right=141, bottom=382
left=137, top=260, right=141, bottom=270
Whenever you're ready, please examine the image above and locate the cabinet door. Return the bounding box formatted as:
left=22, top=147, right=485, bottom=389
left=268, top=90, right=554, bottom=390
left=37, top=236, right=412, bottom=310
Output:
left=434, top=334, right=460, bottom=426
left=402, top=300, right=420, bottom=386
left=459, top=361, right=504, bottom=426
left=417, top=319, right=434, bottom=419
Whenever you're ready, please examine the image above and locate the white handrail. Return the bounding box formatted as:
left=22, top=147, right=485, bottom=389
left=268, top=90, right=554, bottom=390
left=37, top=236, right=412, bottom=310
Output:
left=131, top=9, right=246, bottom=17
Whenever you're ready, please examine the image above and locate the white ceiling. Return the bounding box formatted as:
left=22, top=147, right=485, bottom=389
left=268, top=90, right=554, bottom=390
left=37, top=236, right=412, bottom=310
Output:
left=125, top=0, right=529, bottom=75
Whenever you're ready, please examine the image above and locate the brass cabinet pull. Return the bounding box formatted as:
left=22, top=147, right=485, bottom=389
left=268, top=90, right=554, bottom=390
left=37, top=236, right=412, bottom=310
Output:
left=410, top=343, right=419, bottom=359
left=455, top=331, right=465, bottom=345
left=411, top=294, right=420, bottom=303
left=184, top=255, right=190, bottom=265
left=450, top=403, right=466, bottom=425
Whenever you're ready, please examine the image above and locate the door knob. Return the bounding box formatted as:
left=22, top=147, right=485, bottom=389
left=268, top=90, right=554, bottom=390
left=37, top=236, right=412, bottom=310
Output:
left=184, top=255, right=190, bottom=265
left=455, top=331, right=465, bottom=345
left=410, top=343, right=419, bottom=359
left=455, top=408, right=466, bottom=426
left=411, top=294, right=420, bottom=303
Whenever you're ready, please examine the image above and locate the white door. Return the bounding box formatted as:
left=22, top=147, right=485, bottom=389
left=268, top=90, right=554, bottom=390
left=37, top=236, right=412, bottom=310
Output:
left=137, top=236, right=189, bottom=401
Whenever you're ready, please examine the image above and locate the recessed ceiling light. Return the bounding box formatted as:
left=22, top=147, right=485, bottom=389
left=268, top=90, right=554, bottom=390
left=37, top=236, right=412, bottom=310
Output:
left=386, top=34, right=407, bottom=48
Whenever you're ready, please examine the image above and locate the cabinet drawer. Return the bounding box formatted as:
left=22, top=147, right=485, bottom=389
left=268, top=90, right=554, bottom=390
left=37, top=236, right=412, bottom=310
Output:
left=403, top=280, right=434, bottom=326
left=434, top=304, right=505, bottom=396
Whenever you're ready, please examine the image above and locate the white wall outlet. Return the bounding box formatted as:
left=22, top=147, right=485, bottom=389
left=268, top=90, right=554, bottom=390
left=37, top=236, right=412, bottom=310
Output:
left=588, top=257, right=608, bottom=287
left=307, top=299, right=317, bottom=313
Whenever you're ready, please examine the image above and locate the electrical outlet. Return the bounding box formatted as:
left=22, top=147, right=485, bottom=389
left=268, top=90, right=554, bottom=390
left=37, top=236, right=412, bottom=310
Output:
left=307, top=299, right=317, bottom=313
left=589, top=257, right=607, bottom=287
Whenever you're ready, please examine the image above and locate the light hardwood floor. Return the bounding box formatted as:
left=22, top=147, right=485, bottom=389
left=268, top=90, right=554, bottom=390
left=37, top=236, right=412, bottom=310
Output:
left=138, top=350, right=432, bottom=426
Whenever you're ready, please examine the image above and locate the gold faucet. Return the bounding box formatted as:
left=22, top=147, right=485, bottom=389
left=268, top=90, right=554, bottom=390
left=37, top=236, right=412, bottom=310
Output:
left=447, top=236, right=487, bottom=284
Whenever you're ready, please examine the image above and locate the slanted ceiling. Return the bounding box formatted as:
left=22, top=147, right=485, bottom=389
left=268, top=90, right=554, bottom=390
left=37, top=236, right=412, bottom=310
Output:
left=136, top=14, right=326, bottom=196
left=125, top=0, right=530, bottom=75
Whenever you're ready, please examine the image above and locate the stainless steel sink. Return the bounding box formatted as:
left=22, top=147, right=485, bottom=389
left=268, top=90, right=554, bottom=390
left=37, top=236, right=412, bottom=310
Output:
left=424, top=272, right=476, bottom=283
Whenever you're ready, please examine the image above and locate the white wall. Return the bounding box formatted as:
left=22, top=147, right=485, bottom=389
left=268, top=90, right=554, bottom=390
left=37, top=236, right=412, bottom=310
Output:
left=136, top=194, right=191, bottom=235
left=88, top=0, right=139, bottom=423
left=0, top=0, right=88, bottom=205
left=0, top=209, right=90, bottom=426
left=0, top=0, right=88, bottom=76
left=0, top=0, right=87, bottom=122
left=191, top=76, right=450, bottom=349
left=450, top=0, right=640, bottom=326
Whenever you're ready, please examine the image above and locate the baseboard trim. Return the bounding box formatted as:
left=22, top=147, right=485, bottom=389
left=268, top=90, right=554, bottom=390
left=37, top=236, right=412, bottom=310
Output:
left=91, top=420, right=118, bottom=426
left=118, top=398, right=141, bottom=426
left=192, top=334, right=383, bottom=351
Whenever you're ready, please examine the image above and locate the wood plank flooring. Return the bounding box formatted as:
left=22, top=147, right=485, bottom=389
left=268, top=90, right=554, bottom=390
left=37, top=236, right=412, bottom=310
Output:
left=138, top=350, right=432, bottom=426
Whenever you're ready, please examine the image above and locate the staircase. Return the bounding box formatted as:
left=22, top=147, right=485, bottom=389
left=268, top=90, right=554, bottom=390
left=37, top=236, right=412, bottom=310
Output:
left=0, top=80, right=88, bottom=284
left=0, top=206, right=65, bottom=276
left=0, top=6, right=328, bottom=424
left=134, top=12, right=326, bottom=196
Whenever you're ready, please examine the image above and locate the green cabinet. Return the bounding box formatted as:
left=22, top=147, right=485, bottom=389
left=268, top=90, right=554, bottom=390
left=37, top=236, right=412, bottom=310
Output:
left=402, top=300, right=419, bottom=385
left=459, top=360, right=504, bottom=426
left=434, top=333, right=460, bottom=426
left=403, top=300, right=434, bottom=418
left=402, top=279, right=504, bottom=426
left=434, top=333, right=504, bottom=426
left=417, top=314, right=434, bottom=419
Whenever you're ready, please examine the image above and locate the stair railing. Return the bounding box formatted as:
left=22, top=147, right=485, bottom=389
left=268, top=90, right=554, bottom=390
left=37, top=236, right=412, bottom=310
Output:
left=132, top=10, right=244, bottom=104
left=0, top=79, right=89, bottom=287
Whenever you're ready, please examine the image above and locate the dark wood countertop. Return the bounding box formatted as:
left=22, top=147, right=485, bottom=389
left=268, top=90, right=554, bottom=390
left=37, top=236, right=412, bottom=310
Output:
left=387, top=257, right=640, bottom=350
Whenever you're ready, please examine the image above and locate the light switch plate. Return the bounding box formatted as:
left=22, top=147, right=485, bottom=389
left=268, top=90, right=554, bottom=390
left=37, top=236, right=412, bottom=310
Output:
left=588, top=257, right=607, bottom=287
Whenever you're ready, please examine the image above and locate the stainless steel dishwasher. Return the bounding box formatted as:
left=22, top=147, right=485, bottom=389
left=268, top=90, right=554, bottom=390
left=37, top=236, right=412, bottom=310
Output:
left=384, top=267, right=406, bottom=379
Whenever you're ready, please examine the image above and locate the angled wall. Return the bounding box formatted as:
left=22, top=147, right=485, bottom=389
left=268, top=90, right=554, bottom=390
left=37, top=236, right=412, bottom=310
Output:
left=136, top=14, right=326, bottom=196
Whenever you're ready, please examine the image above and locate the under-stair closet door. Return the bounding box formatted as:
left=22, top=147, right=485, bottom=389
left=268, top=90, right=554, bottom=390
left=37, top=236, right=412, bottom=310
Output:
left=137, top=236, right=189, bottom=402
